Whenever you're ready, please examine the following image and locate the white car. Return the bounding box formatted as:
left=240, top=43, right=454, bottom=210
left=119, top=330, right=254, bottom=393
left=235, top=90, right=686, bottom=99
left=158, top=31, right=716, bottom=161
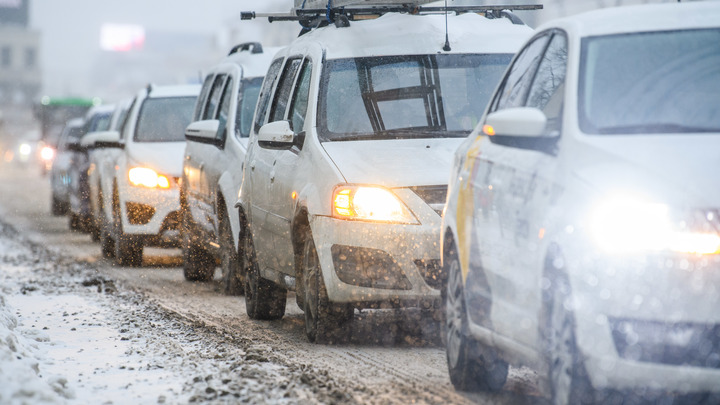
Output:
left=50, top=117, right=85, bottom=216
left=181, top=42, right=279, bottom=292
left=81, top=99, right=132, bottom=251
left=107, top=84, right=200, bottom=266
left=442, top=2, right=720, bottom=403
left=236, top=7, right=533, bottom=343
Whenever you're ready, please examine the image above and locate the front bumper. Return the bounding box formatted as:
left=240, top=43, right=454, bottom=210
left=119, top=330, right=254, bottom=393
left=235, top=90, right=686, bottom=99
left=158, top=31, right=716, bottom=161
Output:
left=119, top=183, right=181, bottom=245
left=311, top=214, right=441, bottom=309
left=570, top=253, right=720, bottom=393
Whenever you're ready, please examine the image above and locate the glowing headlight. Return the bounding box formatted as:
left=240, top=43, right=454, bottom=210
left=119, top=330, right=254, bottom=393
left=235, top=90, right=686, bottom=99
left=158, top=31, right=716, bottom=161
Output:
left=18, top=143, right=31, bottom=156
left=332, top=186, right=418, bottom=224
left=40, top=146, right=55, bottom=161
left=589, top=195, right=720, bottom=255
left=128, top=167, right=170, bottom=189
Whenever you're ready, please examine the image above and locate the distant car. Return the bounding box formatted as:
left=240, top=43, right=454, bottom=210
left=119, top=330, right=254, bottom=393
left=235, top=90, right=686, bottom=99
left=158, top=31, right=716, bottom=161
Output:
left=49, top=117, right=85, bottom=216
left=68, top=104, right=114, bottom=235
left=236, top=8, right=532, bottom=343
left=82, top=101, right=132, bottom=246
left=442, top=2, right=720, bottom=403
left=181, top=42, right=279, bottom=291
left=107, top=84, right=200, bottom=266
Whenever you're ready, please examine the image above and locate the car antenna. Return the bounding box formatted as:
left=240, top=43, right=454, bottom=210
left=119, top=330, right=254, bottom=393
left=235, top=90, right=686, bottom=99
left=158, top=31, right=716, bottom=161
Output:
left=442, top=0, right=451, bottom=51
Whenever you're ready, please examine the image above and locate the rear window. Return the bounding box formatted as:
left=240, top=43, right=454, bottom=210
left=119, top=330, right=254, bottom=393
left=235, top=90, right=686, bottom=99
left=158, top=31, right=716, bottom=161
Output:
left=134, top=96, right=197, bottom=142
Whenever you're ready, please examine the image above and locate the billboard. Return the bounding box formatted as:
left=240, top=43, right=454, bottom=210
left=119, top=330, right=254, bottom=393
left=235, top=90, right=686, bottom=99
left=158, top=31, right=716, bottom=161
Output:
left=0, top=0, right=28, bottom=27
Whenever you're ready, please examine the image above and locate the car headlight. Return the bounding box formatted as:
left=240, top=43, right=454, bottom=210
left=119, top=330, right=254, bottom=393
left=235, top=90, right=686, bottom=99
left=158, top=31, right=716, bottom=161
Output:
left=128, top=167, right=170, bottom=189
left=332, top=185, right=418, bottom=224
left=589, top=195, right=720, bottom=255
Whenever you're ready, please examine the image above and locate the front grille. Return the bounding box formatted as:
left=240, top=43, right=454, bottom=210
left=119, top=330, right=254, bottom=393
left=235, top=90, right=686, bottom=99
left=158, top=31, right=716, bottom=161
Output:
left=126, top=202, right=155, bottom=225
left=409, top=185, right=447, bottom=216
left=331, top=244, right=412, bottom=290
left=610, top=318, right=720, bottom=369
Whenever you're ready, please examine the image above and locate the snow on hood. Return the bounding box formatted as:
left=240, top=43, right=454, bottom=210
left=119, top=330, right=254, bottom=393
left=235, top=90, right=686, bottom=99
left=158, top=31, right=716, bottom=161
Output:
left=573, top=134, right=720, bottom=207
left=322, top=137, right=465, bottom=188
left=126, top=141, right=186, bottom=177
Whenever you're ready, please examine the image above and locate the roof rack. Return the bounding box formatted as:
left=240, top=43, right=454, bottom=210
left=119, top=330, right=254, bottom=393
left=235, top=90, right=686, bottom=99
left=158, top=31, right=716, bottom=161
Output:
left=241, top=3, right=542, bottom=28
left=228, top=42, right=263, bottom=56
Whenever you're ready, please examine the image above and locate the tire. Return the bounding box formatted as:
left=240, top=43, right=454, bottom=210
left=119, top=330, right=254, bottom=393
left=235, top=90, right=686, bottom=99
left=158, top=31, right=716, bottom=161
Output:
left=542, top=255, right=595, bottom=405
left=112, top=188, right=143, bottom=267
left=219, top=211, right=243, bottom=295
left=69, top=213, right=82, bottom=232
left=242, top=225, right=286, bottom=320
left=51, top=194, right=67, bottom=216
left=444, top=241, right=508, bottom=392
left=302, top=230, right=353, bottom=344
left=181, top=208, right=215, bottom=282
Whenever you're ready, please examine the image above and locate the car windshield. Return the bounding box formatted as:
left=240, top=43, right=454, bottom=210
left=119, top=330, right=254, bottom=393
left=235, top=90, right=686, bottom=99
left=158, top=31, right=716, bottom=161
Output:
left=134, top=96, right=196, bottom=142
left=237, top=77, right=263, bottom=138
left=319, top=54, right=512, bottom=141
left=579, top=28, right=720, bottom=135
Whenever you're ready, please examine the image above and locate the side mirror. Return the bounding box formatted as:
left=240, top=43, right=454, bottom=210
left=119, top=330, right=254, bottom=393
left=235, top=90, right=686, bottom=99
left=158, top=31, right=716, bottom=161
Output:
left=484, top=107, right=558, bottom=154
left=484, top=107, right=547, bottom=137
left=257, top=121, right=295, bottom=150
left=90, top=131, right=123, bottom=149
left=185, top=119, right=223, bottom=147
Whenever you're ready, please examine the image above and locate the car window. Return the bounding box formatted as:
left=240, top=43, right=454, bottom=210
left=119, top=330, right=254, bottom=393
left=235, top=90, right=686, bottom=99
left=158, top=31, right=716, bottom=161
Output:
left=579, top=28, right=720, bottom=134
left=202, top=74, right=227, bottom=120
left=253, top=58, right=284, bottom=134
left=491, top=34, right=551, bottom=112
left=217, top=76, right=234, bottom=136
left=269, top=58, right=302, bottom=123
left=236, top=77, right=263, bottom=138
left=526, top=32, right=568, bottom=136
left=194, top=74, right=213, bottom=121
left=319, top=54, right=512, bottom=141
left=288, top=59, right=312, bottom=134
left=134, top=96, right=197, bottom=142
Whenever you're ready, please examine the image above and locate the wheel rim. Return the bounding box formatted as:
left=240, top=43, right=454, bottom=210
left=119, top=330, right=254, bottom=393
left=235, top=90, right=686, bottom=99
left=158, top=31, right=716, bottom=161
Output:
left=303, top=237, right=319, bottom=337
left=446, top=256, right=464, bottom=369
left=549, top=283, right=574, bottom=405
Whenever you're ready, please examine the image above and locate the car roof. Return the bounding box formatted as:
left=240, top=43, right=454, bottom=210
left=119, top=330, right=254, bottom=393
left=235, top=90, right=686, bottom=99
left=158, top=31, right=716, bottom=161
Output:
left=85, top=104, right=115, bottom=118
left=291, top=12, right=532, bottom=59
left=540, top=1, right=720, bottom=38
left=222, top=45, right=284, bottom=78
left=145, top=84, right=201, bottom=98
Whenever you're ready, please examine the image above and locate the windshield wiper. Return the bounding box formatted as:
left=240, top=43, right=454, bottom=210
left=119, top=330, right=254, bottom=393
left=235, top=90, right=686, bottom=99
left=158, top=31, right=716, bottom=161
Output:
left=596, top=123, right=720, bottom=134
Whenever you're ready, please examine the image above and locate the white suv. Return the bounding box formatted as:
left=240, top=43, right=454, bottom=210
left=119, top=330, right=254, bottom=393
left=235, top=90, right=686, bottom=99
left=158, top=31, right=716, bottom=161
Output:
left=108, top=84, right=200, bottom=266
left=181, top=42, right=279, bottom=292
left=236, top=8, right=532, bottom=343
left=442, top=2, right=720, bottom=403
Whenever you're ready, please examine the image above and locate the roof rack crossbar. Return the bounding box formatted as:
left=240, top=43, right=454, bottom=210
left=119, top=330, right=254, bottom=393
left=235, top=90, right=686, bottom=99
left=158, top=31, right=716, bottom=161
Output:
left=242, top=4, right=542, bottom=25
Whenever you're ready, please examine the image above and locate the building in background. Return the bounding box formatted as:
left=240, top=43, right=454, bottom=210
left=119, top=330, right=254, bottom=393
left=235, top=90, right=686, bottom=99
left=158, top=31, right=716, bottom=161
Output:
left=0, top=0, right=41, bottom=147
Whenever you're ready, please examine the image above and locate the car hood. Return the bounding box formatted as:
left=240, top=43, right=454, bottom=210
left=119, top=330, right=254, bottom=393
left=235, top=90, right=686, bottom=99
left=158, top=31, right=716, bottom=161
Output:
left=126, top=141, right=185, bottom=177
left=322, top=137, right=465, bottom=188
left=574, top=134, right=720, bottom=207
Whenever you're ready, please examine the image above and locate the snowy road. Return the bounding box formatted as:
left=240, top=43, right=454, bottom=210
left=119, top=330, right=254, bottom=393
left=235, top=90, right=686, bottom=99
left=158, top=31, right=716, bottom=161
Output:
left=0, top=162, right=545, bottom=404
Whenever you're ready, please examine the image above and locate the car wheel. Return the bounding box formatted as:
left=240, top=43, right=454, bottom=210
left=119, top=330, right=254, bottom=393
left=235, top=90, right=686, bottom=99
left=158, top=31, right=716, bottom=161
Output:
left=100, top=218, right=115, bottom=259
left=112, top=189, right=143, bottom=267
left=542, top=256, right=594, bottom=405
left=51, top=194, right=67, bottom=216
left=445, top=241, right=508, bottom=392
left=242, top=225, right=286, bottom=320
left=181, top=209, right=215, bottom=282
left=302, top=230, right=353, bottom=344
left=219, top=211, right=243, bottom=295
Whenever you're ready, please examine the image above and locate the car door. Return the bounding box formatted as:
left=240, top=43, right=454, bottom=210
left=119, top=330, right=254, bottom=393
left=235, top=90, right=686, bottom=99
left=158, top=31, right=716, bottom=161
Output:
left=187, top=73, right=227, bottom=237
left=469, top=31, right=568, bottom=349
left=267, top=57, right=313, bottom=275
left=246, top=57, right=288, bottom=273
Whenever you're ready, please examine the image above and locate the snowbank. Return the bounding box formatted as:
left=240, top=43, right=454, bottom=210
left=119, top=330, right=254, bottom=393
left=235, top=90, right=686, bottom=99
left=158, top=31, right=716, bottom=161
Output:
left=0, top=294, right=70, bottom=405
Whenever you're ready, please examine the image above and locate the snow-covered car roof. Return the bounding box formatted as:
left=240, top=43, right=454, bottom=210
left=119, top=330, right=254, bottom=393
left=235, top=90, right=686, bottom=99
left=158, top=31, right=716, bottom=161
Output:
left=223, top=45, right=285, bottom=78
left=145, top=84, right=201, bottom=98
left=541, top=1, right=720, bottom=38
left=292, top=12, right=533, bottom=59
left=84, top=104, right=115, bottom=119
